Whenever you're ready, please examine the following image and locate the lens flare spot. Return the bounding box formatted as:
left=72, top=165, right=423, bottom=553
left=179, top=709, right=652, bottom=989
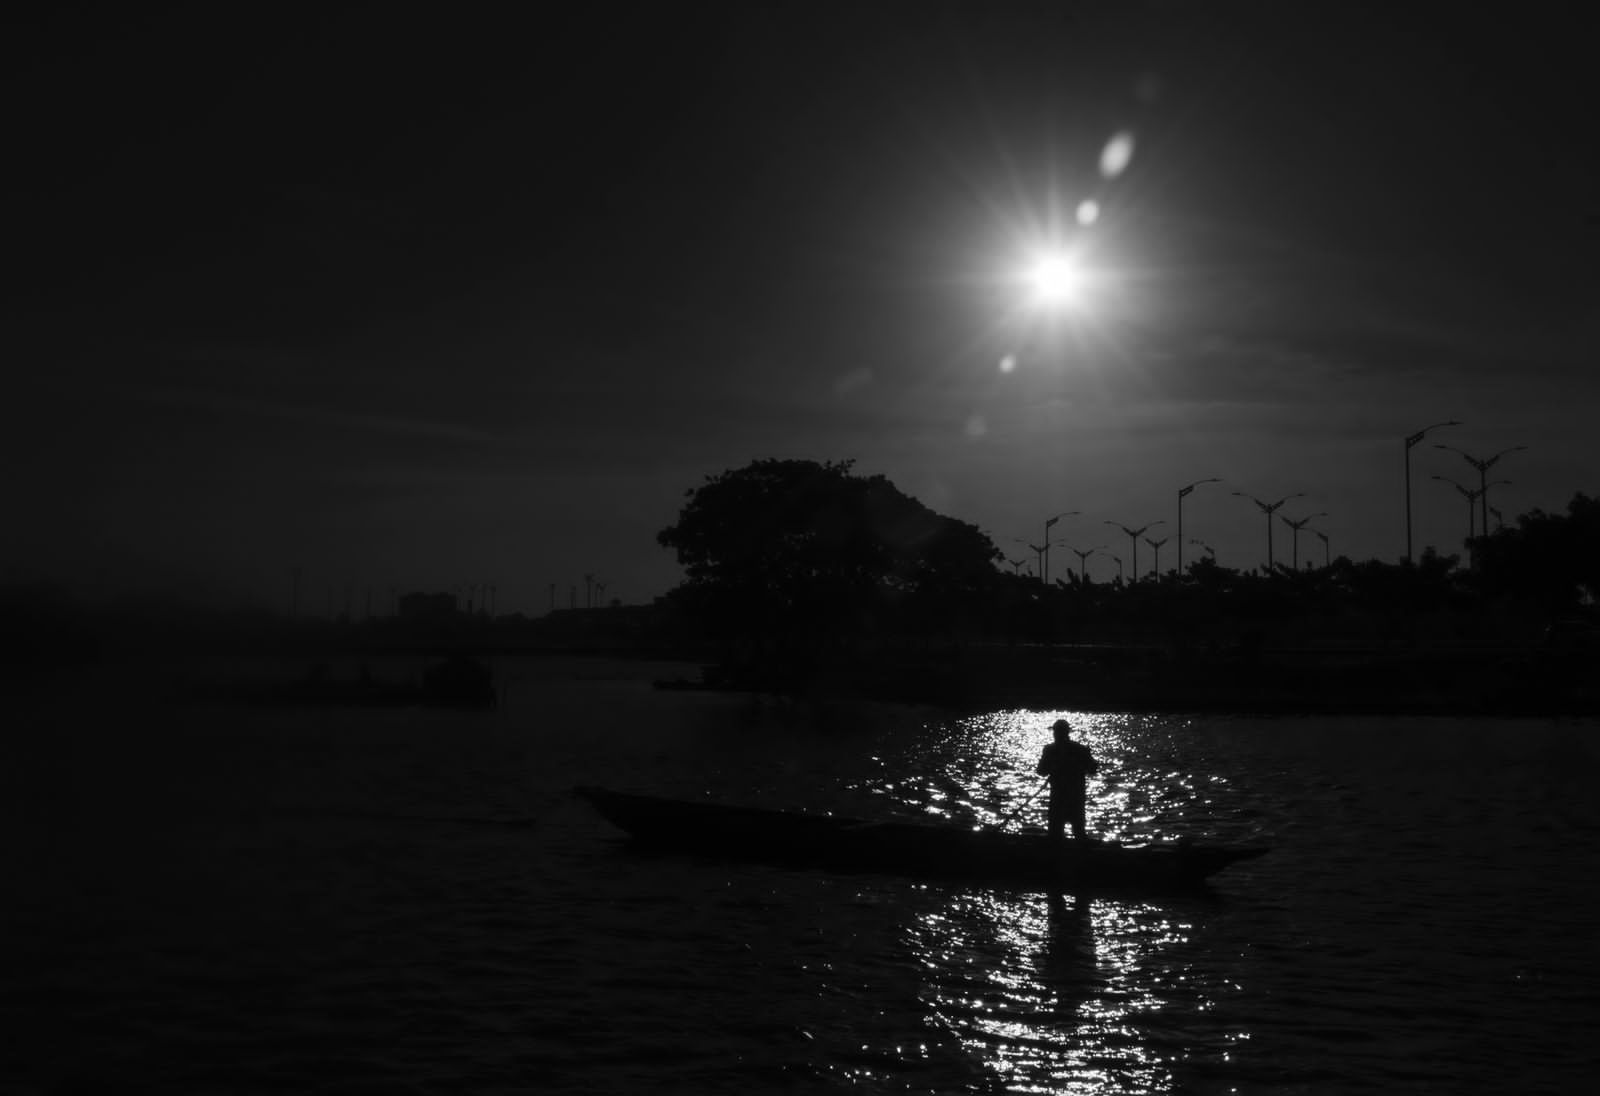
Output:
left=1076, top=199, right=1101, bottom=226
left=1100, top=130, right=1136, bottom=178
left=999, top=354, right=1017, bottom=374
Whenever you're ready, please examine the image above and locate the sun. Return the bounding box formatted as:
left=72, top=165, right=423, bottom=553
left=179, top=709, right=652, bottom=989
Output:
left=1026, top=252, right=1083, bottom=308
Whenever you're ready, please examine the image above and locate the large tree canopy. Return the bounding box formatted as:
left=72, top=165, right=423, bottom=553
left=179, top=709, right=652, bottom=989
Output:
left=1474, top=492, right=1600, bottom=612
left=657, top=459, right=1001, bottom=637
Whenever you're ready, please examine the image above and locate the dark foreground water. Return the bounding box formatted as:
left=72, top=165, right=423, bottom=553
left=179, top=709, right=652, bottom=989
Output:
left=5, top=656, right=1598, bottom=1094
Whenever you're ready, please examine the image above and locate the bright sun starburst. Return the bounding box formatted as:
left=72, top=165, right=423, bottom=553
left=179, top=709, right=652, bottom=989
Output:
left=1026, top=252, right=1082, bottom=307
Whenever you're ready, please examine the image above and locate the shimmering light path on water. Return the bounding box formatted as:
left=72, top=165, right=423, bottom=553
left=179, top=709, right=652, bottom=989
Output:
left=851, top=711, right=1261, bottom=847
left=831, top=710, right=1265, bottom=1092
left=5, top=657, right=1597, bottom=1093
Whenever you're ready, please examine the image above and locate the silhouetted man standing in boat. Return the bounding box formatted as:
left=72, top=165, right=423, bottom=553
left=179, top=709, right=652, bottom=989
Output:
left=1037, top=719, right=1099, bottom=841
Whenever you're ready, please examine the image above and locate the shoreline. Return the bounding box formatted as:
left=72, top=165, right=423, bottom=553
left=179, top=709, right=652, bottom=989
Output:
left=651, top=643, right=1600, bottom=719
left=12, top=639, right=1596, bottom=719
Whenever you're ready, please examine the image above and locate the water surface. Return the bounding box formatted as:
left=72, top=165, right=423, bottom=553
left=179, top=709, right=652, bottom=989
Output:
left=5, top=655, right=1596, bottom=1093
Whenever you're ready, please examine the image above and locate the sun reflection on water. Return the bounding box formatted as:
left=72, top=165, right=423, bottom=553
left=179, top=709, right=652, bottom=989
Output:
left=903, top=884, right=1227, bottom=1093
left=848, top=709, right=1256, bottom=1092
left=853, top=709, right=1221, bottom=843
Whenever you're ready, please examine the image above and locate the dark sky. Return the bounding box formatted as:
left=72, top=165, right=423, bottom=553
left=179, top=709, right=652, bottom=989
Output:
left=7, top=3, right=1597, bottom=611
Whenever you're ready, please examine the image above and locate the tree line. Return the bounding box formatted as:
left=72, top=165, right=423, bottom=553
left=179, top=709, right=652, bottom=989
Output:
left=657, top=459, right=1600, bottom=651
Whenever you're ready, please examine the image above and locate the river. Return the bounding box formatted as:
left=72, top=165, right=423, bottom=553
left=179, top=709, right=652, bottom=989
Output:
left=5, top=654, right=1597, bottom=1093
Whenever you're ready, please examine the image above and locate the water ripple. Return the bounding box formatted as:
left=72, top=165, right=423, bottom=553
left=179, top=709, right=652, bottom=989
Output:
left=7, top=667, right=1599, bottom=1093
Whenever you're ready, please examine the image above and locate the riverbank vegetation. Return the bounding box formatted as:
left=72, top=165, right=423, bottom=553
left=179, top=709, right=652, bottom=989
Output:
left=5, top=464, right=1595, bottom=713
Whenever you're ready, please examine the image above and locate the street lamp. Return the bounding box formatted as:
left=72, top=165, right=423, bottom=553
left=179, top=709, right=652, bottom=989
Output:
left=1006, top=557, right=1028, bottom=575
left=1311, top=529, right=1331, bottom=569
left=1042, top=511, right=1079, bottom=587
left=1188, top=538, right=1216, bottom=560
left=1279, top=512, right=1328, bottom=571
left=1106, top=553, right=1124, bottom=585
left=1068, top=545, right=1106, bottom=584
left=1019, top=540, right=1048, bottom=579
left=1434, top=444, right=1525, bottom=542
left=1176, top=478, right=1221, bottom=575
left=1104, top=521, right=1164, bottom=584
left=1432, top=475, right=1509, bottom=564
left=1232, top=492, right=1304, bottom=573
left=1431, top=475, right=1482, bottom=540
left=1404, top=420, right=1460, bottom=563
left=1144, top=536, right=1170, bottom=579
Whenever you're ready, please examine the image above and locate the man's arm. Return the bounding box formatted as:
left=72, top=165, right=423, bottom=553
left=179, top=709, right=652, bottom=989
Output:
left=1077, top=743, right=1100, bottom=775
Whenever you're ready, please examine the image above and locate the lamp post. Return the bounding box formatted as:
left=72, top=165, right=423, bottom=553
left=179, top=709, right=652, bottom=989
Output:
left=1144, top=536, right=1170, bottom=580
left=1104, top=521, right=1164, bottom=584
left=1404, top=420, right=1461, bottom=563
left=1489, top=506, right=1505, bottom=532
left=1026, top=541, right=1048, bottom=579
left=1042, top=511, right=1079, bottom=587
left=1432, top=475, right=1509, bottom=565
left=1432, top=475, right=1482, bottom=547
left=1434, top=444, right=1525, bottom=542
left=1232, top=492, right=1304, bottom=573
left=1006, top=557, right=1028, bottom=575
left=1068, top=545, right=1106, bottom=584
left=1311, top=529, right=1331, bottom=569
left=1107, top=553, right=1124, bottom=585
left=1177, top=478, right=1221, bottom=575
left=1188, top=538, right=1216, bottom=561
left=1280, top=512, right=1328, bottom=571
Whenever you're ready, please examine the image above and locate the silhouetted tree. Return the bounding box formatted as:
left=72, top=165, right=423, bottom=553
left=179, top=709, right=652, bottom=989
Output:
left=1475, top=492, right=1600, bottom=613
left=658, top=459, right=1001, bottom=644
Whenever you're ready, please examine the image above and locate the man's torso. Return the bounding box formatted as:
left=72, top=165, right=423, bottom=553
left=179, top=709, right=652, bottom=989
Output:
left=1041, top=741, right=1095, bottom=780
